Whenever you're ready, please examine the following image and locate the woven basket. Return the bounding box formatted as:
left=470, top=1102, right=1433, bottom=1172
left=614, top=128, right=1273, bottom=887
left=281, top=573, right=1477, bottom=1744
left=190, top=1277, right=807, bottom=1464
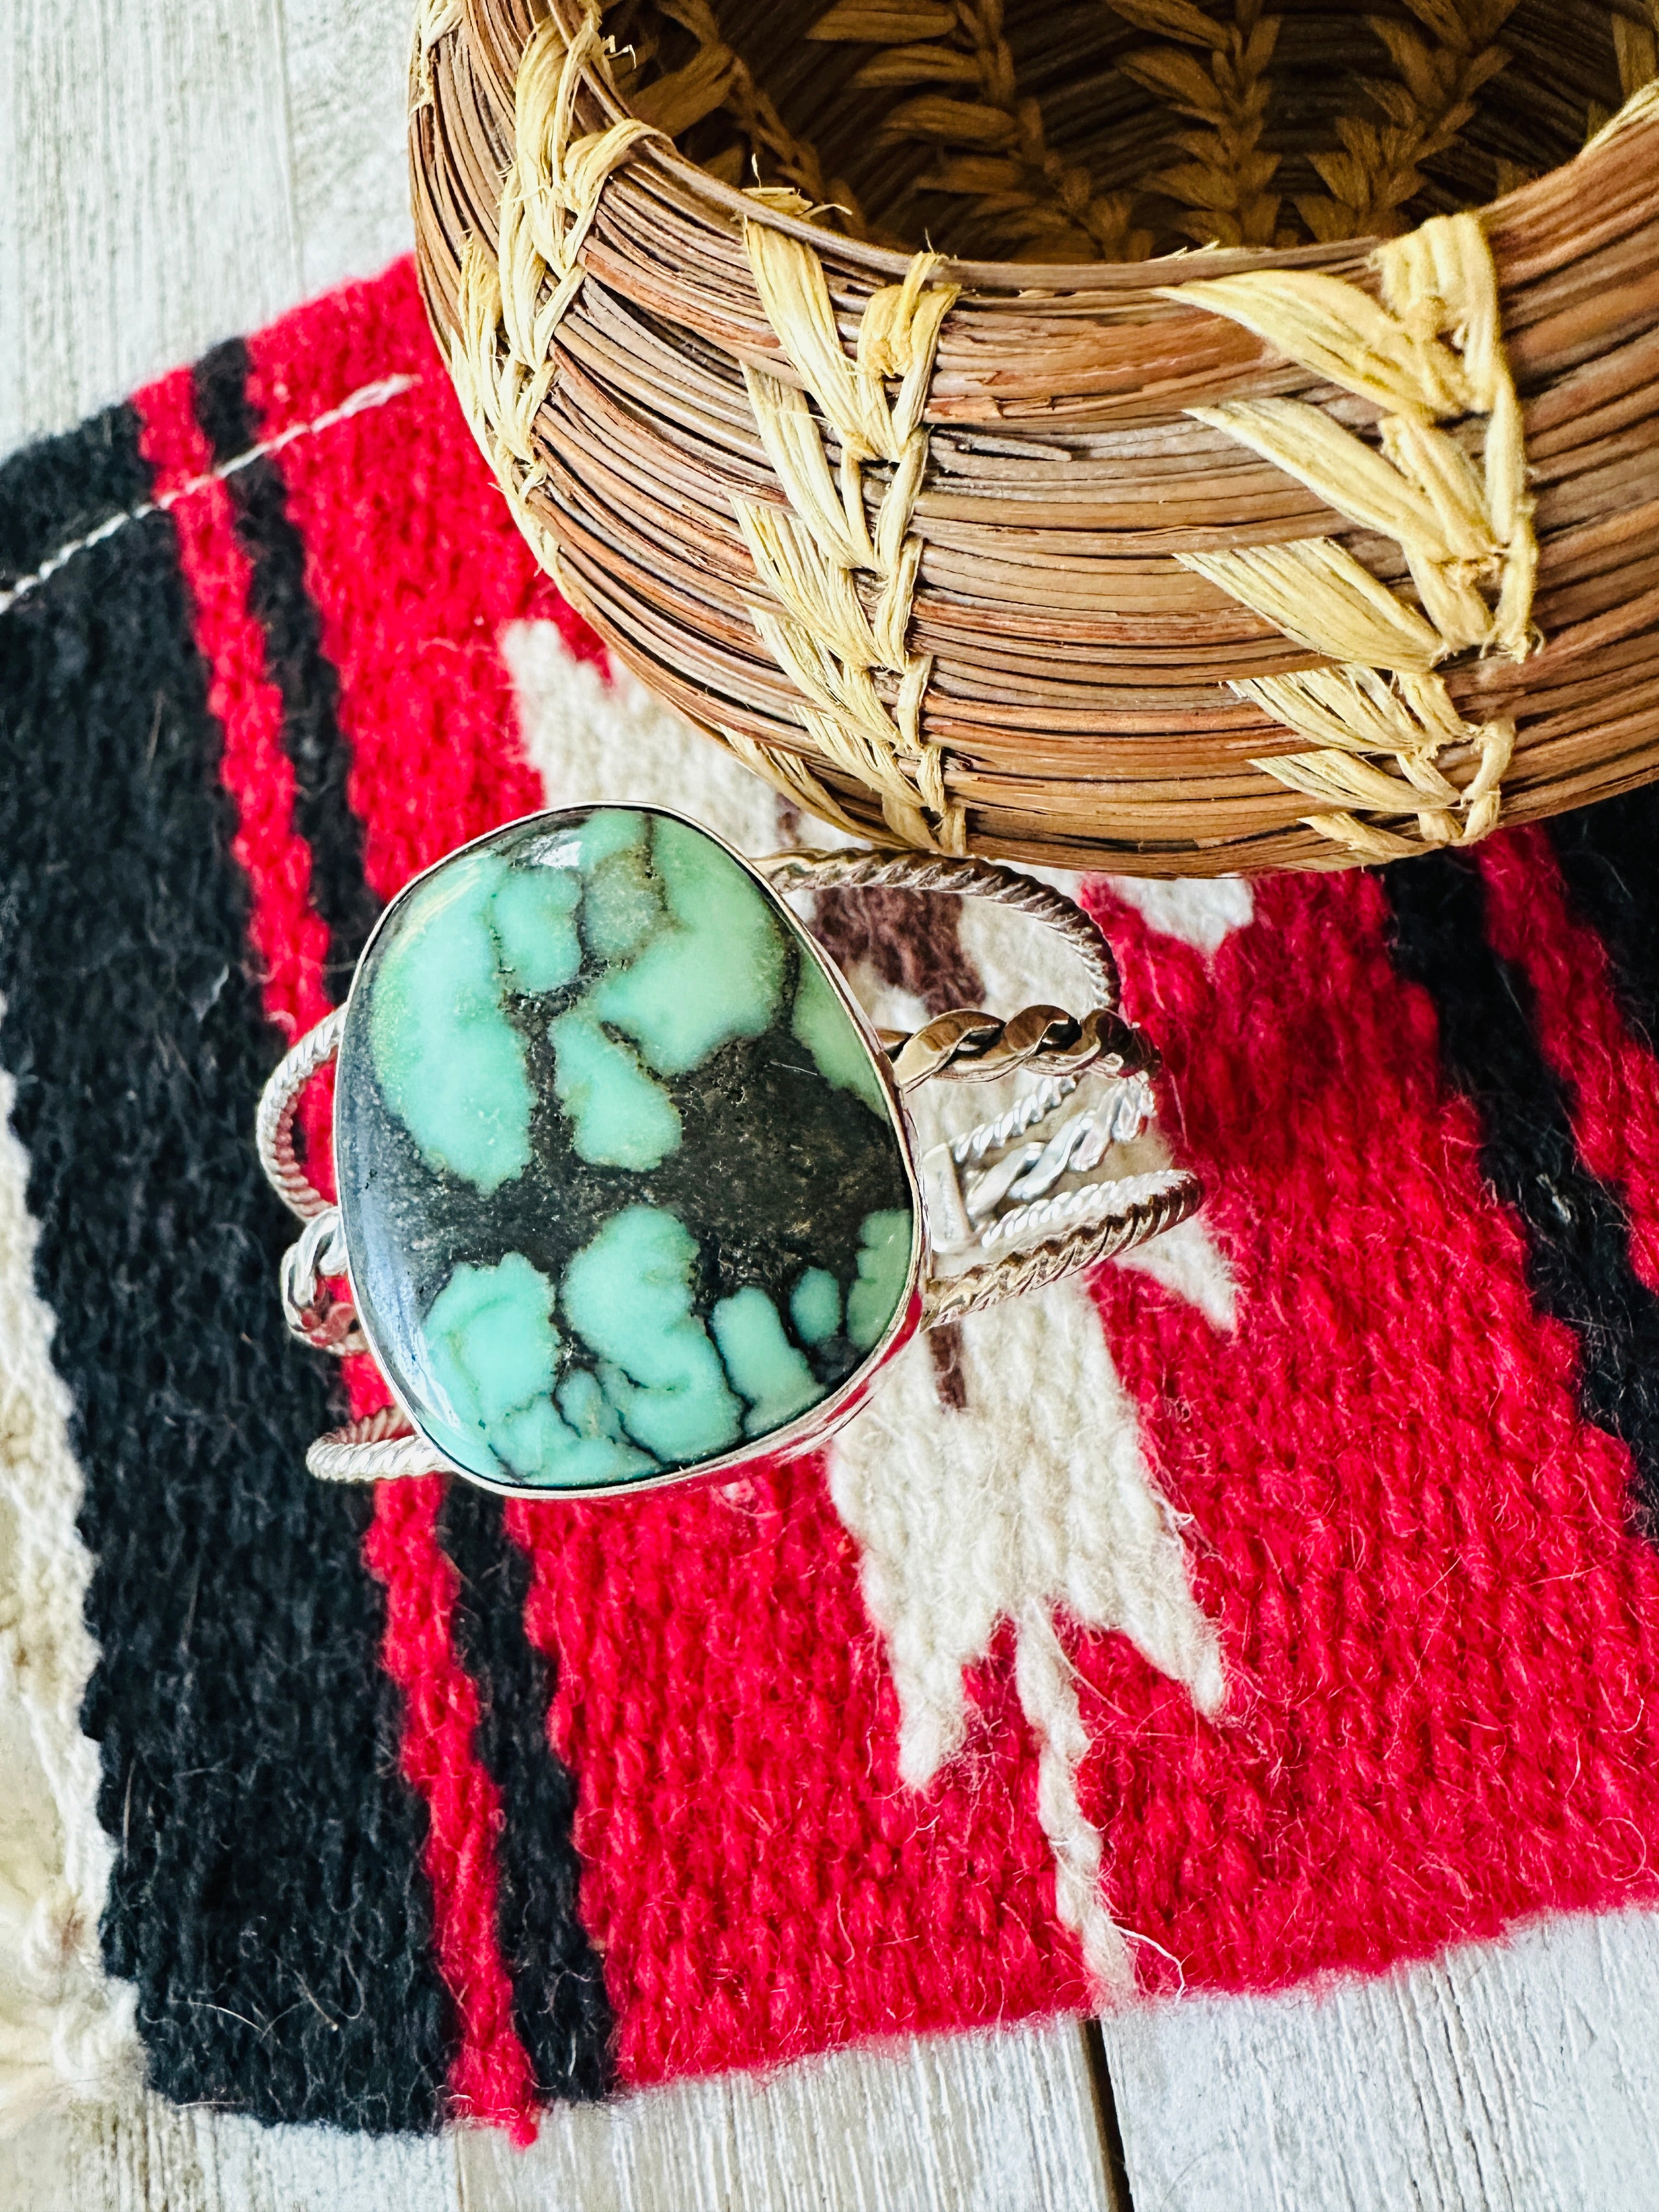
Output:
left=410, top=0, right=1659, bottom=874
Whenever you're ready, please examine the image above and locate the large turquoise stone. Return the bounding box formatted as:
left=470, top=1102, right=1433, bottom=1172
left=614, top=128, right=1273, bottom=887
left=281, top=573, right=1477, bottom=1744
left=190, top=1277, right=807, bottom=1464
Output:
left=335, top=808, right=917, bottom=1491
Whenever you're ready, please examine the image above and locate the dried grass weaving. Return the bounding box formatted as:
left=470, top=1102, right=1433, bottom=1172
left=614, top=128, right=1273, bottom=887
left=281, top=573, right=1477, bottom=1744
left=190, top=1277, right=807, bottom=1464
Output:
left=411, top=0, right=1659, bottom=873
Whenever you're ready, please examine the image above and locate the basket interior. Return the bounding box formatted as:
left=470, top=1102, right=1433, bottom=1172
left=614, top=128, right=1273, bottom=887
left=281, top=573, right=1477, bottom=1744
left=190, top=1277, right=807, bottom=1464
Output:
left=605, top=0, right=1633, bottom=257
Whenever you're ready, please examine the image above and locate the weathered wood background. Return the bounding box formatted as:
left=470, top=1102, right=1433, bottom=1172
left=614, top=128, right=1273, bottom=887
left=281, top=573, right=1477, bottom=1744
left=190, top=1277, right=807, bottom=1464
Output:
left=5, top=2, right=1659, bottom=2204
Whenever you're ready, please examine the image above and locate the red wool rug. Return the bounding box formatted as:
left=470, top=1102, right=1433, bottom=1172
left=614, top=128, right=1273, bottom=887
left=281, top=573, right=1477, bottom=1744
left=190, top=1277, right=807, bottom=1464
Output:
left=3, top=257, right=1659, bottom=2136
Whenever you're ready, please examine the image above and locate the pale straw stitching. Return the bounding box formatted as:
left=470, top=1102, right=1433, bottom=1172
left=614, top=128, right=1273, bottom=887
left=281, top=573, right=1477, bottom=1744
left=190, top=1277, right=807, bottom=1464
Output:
left=732, top=218, right=964, bottom=854
left=445, top=8, right=663, bottom=563
left=1166, top=210, right=1535, bottom=862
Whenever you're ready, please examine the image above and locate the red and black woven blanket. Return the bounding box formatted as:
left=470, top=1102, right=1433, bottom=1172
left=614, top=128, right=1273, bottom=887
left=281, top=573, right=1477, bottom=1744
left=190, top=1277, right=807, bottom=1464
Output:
left=5, top=260, right=1659, bottom=2138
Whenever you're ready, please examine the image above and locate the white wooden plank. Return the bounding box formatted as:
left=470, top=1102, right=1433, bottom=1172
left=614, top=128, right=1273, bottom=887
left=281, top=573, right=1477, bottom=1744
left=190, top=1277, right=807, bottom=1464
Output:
left=0, top=2091, right=459, bottom=2212
left=0, top=2019, right=1113, bottom=2212
left=460, top=2019, right=1114, bottom=2212
left=0, top=0, right=417, bottom=462
left=1099, top=1906, right=1659, bottom=2211
left=281, top=0, right=417, bottom=301
left=0, top=0, right=301, bottom=455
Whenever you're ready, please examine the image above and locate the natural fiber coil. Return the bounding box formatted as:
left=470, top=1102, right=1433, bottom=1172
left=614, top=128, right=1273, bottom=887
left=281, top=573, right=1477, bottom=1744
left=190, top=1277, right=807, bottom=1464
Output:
left=411, top=0, right=1659, bottom=875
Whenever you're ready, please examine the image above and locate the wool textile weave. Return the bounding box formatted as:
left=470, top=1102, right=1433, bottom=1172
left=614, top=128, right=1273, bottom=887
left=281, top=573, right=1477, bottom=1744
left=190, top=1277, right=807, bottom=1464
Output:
left=4, top=258, right=1659, bottom=2139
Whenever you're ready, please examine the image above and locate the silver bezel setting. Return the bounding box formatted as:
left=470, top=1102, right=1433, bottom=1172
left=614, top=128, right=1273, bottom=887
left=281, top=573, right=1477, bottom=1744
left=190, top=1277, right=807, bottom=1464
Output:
left=331, top=802, right=926, bottom=1502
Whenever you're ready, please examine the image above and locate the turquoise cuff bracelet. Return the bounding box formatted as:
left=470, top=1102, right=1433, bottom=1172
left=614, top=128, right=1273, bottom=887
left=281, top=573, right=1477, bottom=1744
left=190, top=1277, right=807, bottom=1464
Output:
left=257, top=806, right=1199, bottom=1498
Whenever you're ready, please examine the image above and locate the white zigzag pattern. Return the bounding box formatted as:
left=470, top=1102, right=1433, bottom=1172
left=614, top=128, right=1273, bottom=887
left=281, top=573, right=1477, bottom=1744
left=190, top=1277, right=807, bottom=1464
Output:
left=504, top=621, right=1246, bottom=2006
left=832, top=859, right=1240, bottom=2004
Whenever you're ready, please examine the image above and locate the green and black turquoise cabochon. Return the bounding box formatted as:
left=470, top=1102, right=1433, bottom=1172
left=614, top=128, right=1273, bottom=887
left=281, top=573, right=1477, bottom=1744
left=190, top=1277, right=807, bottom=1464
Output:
left=335, top=807, right=918, bottom=1491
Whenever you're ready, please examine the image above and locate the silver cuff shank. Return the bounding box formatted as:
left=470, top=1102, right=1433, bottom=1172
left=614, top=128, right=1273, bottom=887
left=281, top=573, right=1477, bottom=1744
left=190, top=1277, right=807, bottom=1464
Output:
left=257, top=845, right=1200, bottom=1483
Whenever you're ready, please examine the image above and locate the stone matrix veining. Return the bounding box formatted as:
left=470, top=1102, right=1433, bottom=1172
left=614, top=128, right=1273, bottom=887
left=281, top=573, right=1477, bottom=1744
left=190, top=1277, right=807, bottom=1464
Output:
left=335, top=807, right=916, bottom=1488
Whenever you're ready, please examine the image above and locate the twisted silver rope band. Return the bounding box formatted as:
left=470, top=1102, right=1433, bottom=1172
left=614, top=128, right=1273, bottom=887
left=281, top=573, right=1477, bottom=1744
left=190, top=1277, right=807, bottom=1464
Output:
left=256, top=1006, right=345, bottom=1221
left=760, top=845, right=1200, bottom=1329
left=922, top=1172, right=1201, bottom=1329
left=307, top=1404, right=436, bottom=1484
left=279, top=1204, right=367, bottom=1355
left=759, top=845, right=1118, bottom=1013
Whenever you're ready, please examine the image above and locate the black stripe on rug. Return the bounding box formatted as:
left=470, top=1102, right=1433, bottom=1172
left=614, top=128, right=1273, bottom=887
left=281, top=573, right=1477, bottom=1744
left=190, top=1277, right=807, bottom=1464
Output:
left=1548, top=786, right=1659, bottom=1046
left=1386, top=850, right=1659, bottom=1529
left=0, top=409, right=451, bottom=2130
left=193, top=338, right=381, bottom=988
left=199, top=354, right=619, bottom=2102
left=0, top=402, right=153, bottom=594
left=438, top=1486, right=616, bottom=2100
